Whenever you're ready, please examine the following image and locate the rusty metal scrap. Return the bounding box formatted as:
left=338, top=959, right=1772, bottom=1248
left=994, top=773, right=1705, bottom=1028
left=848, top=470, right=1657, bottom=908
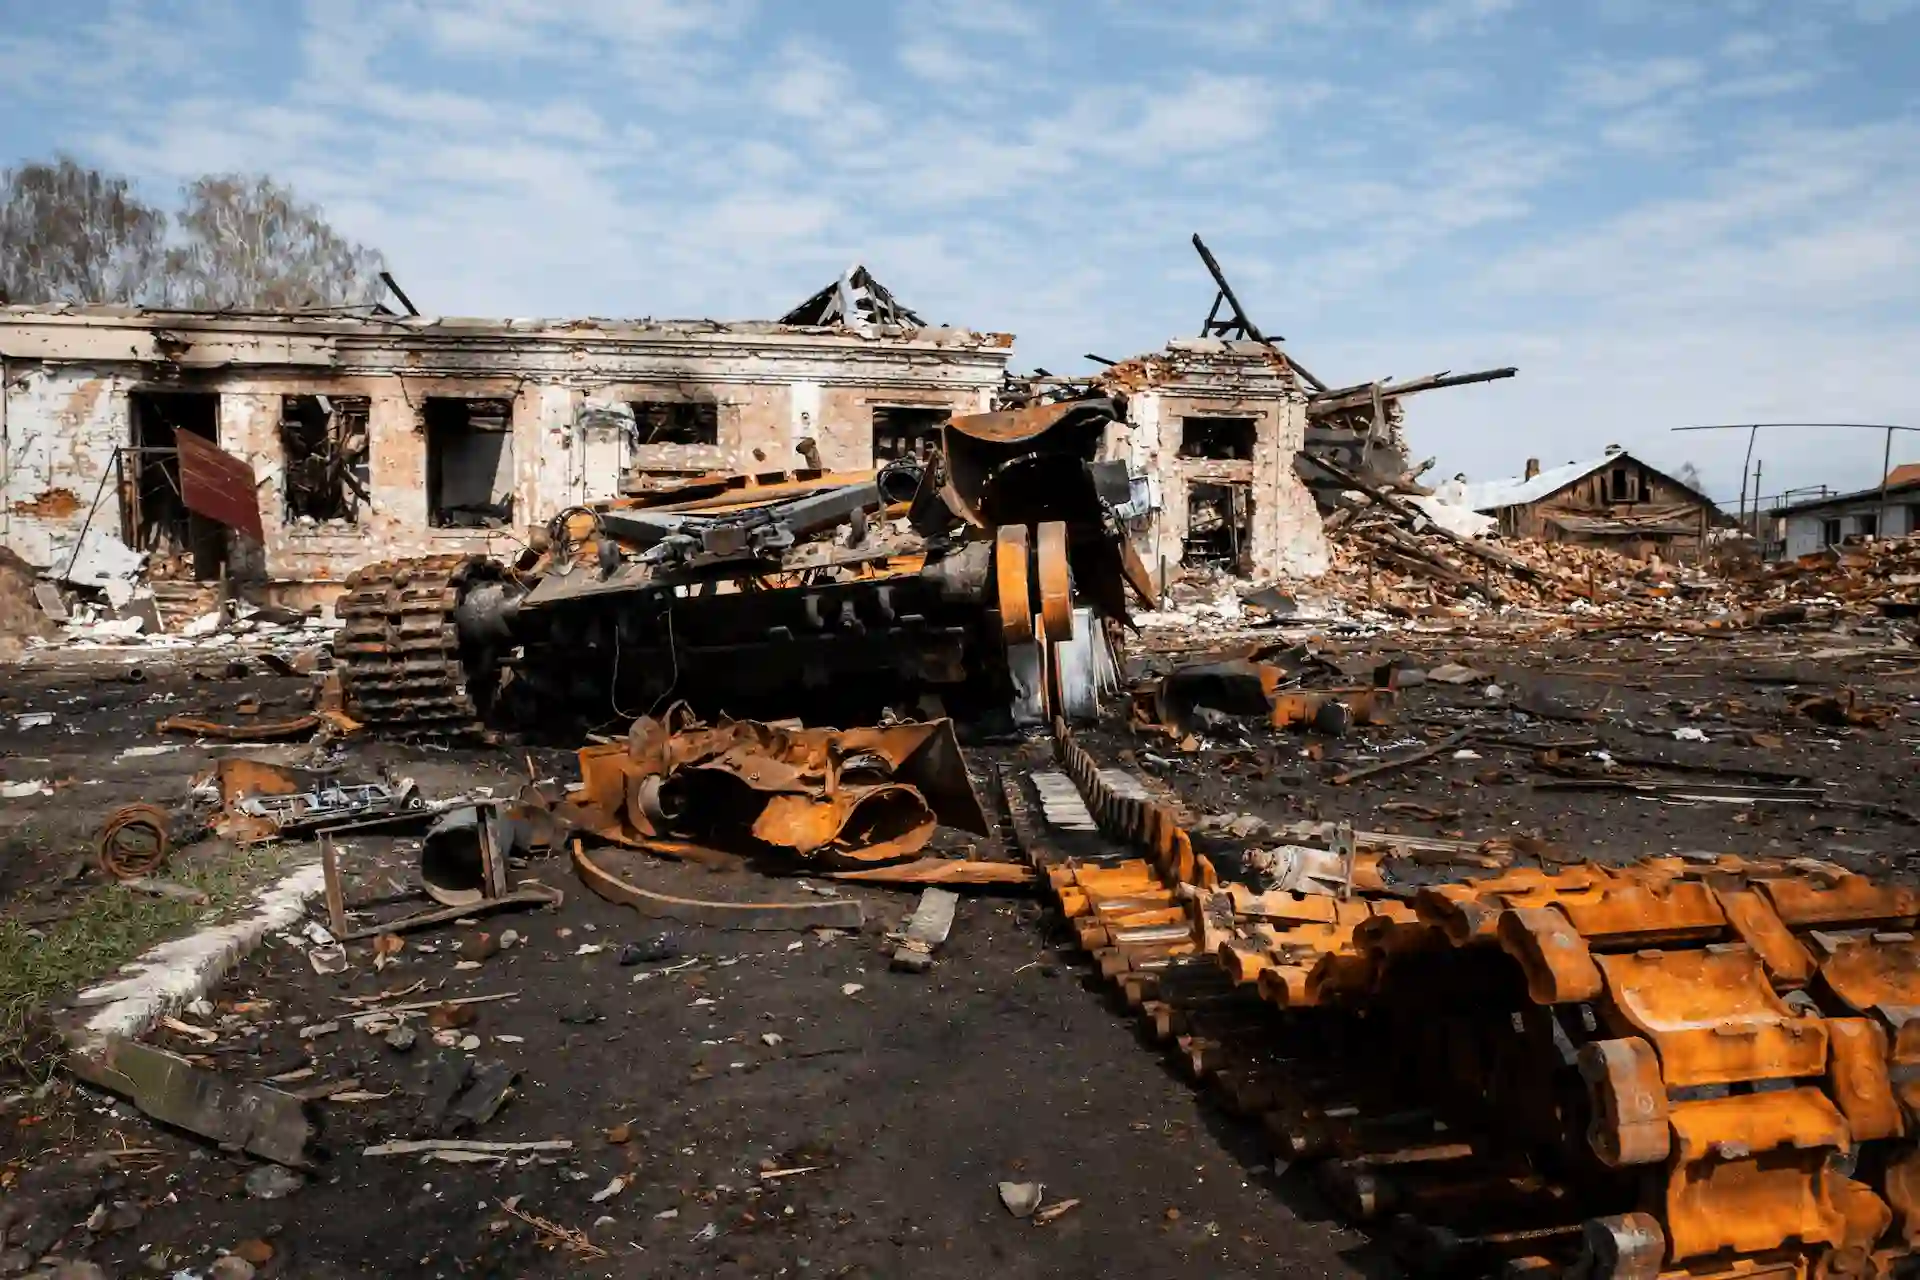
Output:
left=173, top=427, right=265, bottom=543
left=1793, top=688, right=1895, bottom=729
left=1136, top=657, right=1394, bottom=739
left=157, top=713, right=321, bottom=740
left=336, top=395, right=1137, bottom=737
left=96, top=803, right=171, bottom=880
left=572, top=838, right=864, bottom=932
left=574, top=707, right=989, bottom=865
left=1008, top=719, right=1920, bottom=1278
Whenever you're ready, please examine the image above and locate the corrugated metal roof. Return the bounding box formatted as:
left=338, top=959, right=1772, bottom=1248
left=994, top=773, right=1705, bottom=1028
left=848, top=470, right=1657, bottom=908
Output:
left=1458, top=455, right=1618, bottom=513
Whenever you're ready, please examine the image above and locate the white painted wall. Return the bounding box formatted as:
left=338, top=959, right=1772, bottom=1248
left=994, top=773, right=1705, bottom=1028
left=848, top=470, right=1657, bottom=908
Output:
left=1783, top=503, right=1919, bottom=559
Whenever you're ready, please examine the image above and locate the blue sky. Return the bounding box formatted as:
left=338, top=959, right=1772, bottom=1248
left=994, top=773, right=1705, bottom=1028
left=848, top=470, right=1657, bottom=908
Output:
left=3, top=0, right=1918, bottom=504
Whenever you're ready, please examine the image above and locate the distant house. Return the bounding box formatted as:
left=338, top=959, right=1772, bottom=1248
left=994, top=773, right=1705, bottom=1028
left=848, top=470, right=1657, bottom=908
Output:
left=1456, top=446, right=1724, bottom=560
left=1771, top=466, right=1920, bottom=560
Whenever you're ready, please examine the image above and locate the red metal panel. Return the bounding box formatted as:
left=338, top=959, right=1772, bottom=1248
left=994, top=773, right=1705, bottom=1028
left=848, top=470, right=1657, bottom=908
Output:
left=174, top=429, right=264, bottom=542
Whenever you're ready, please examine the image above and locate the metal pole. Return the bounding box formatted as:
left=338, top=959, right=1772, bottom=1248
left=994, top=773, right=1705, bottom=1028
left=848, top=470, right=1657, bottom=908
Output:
left=1750, top=459, right=1762, bottom=541
left=60, top=448, right=123, bottom=582
left=1737, top=425, right=1757, bottom=533
left=1879, top=425, right=1894, bottom=537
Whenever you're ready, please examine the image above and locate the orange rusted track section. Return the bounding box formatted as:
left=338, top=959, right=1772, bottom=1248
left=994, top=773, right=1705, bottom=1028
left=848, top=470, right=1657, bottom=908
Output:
left=1022, top=719, right=1920, bottom=1280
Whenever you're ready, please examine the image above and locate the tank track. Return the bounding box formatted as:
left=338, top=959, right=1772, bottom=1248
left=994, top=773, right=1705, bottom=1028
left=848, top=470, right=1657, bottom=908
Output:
left=334, top=555, right=490, bottom=737
left=1008, top=720, right=1920, bottom=1280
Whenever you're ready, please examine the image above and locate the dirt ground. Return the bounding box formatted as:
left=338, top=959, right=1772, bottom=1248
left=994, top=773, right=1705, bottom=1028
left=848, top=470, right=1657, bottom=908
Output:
left=1123, top=622, right=1920, bottom=877
left=0, top=616, right=1915, bottom=1278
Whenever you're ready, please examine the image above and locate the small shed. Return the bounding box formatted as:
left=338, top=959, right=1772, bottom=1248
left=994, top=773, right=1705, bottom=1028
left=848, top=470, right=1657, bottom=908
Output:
left=1458, top=447, right=1723, bottom=560
left=1771, top=470, right=1920, bottom=560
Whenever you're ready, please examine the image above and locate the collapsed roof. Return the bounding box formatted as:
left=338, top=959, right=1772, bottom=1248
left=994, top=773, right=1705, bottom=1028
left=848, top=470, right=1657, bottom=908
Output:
left=780, top=265, right=924, bottom=329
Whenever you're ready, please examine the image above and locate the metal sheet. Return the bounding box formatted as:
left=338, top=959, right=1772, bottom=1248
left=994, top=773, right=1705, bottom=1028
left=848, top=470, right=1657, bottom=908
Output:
left=174, top=429, right=265, bottom=542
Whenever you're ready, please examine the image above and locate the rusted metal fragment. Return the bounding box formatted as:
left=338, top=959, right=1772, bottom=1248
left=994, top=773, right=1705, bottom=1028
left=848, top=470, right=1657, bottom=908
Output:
left=827, top=858, right=1035, bottom=886
left=1827, top=1017, right=1904, bottom=1143
left=938, top=398, right=1116, bottom=529
left=1717, top=886, right=1816, bottom=987
left=1756, top=874, right=1919, bottom=928
left=573, top=840, right=863, bottom=932
left=995, top=523, right=1033, bottom=645
left=97, top=803, right=170, bottom=881
left=1670, top=1088, right=1848, bottom=1162
left=1577, top=1037, right=1669, bottom=1167
left=581, top=710, right=986, bottom=866
left=1886, top=1149, right=1920, bottom=1247
left=1665, top=1091, right=1863, bottom=1260
left=67, top=1035, right=311, bottom=1166
left=1595, top=948, right=1828, bottom=1087
left=173, top=428, right=265, bottom=542
left=157, top=714, right=320, bottom=740
left=1816, top=936, right=1920, bottom=1017
left=1496, top=907, right=1604, bottom=1005
left=1036, top=520, right=1073, bottom=642
left=1553, top=877, right=1726, bottom=947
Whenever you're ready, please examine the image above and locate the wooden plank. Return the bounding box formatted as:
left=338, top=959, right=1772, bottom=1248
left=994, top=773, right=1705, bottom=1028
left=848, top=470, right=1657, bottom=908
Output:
left=891, top=888, right=961, bottom=973
left=320, top=834, right=347, bottom=937
left=1332, top=729, right=1476, bottom=787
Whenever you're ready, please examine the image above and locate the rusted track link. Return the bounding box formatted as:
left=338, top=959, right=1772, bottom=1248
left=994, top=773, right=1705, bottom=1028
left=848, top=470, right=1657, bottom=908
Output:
left=1024, top=719, right=1920, bottom=1280
left=334, top=555, right=487, bottom=737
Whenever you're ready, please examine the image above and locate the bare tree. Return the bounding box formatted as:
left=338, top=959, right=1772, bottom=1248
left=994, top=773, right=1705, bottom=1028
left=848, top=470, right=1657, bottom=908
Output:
left=0, top=156, right=167, bottom=305
left=163, top=175, right=386, bottom=311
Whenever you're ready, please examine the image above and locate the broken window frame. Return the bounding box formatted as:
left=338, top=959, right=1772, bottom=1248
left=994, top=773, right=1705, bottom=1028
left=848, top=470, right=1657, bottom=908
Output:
left=423, top=397, right=516, bottom=530
left=1821, top=518, right=1843, bottom=546
left=870, top=403, right=952, bottom=464
left=1857, top=512, right=1879, bottom=539
left=630, top=399, right=720, bottom=447
left=1183, top=480, right=1255, bottom=572
left=1177, top=416, right=1259, bottom=462
left=280, top=394, right=372, bottom=528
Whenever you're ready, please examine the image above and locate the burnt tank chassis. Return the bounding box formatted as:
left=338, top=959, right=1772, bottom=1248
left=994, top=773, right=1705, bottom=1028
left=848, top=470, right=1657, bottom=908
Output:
left=335, top=397, right=1147, bottom=734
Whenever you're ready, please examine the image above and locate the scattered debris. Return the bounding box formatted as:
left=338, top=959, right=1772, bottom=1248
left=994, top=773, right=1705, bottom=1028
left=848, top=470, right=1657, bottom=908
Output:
left=66, top=1037, right=313, bottom=1167
left=999, top=1181, right=1045, bottom=1218
left=365, top=1138, right=574, bottom=1157
left=1034, top=1197, right=1082, bottom=1225
left=497, top=1199, right=608, bottom=1261
left=243, top=1165, right=306, bottom=1200
left=890, top=888, right=960, bottom=973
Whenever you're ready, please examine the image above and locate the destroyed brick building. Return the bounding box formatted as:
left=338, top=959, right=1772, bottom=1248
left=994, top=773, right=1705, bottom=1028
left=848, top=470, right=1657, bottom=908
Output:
left=0, top=265, right=1352, bottom=607
left=0, top=285, right=1011, bottom=608
left=1455, top=446, right=1724, bottom=561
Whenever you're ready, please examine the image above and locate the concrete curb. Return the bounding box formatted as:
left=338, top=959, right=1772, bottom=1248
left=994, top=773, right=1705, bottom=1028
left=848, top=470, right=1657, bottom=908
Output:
left=69, top=858, right=325, bottom=1053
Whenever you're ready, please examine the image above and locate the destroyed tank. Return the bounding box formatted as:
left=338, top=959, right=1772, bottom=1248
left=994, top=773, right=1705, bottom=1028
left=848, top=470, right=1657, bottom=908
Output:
left=333, top=397, right=1154, bottom=735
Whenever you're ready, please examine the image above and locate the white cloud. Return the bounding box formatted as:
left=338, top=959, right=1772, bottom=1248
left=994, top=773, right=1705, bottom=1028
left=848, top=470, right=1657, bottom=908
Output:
left=5, top=0, right=1918, bottom=504
left=1719, top=29, right=1776, bottom=60
left=1569, top=56, right=1704, bottom=108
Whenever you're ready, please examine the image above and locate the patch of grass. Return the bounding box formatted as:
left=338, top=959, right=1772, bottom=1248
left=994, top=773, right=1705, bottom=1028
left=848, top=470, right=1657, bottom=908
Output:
left=0, top=841, right=298, bottom=1076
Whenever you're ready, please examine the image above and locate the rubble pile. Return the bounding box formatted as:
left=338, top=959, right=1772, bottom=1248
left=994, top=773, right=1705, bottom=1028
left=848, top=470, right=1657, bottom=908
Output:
left=1324, top=515, right=1712, bottom=618
left=1737, top=535, right=1920, bottom=619
left=0, top=546, right=57, bottom=658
